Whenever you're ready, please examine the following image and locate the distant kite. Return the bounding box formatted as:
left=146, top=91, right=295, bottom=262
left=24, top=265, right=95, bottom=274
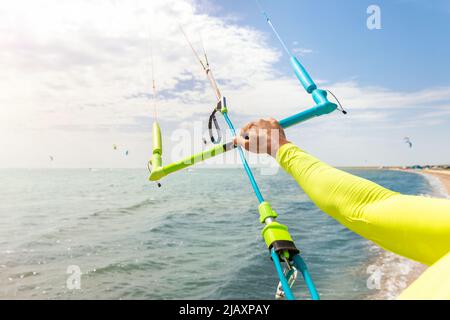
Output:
left=49, top=156, right=54, bottom=161
left=403, top=137, right=412, bottom=148
left=125, top=150, right=129, bottom=156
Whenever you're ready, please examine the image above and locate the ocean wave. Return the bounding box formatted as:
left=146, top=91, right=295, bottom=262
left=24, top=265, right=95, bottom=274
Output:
left=84, top=198, right=156, bottom=219
left=121, top=198, right=156, bottom=211
left=362, top=170, right=438, bottom=300
left=3, top=168, right=439, bottom=299
left=87, top=208, right=133, bottom=219
left=85, top=260, right=167, bottom=276
left=365, top=245, right=426, bottom=300
left=420, top=173, right=450, bottom=199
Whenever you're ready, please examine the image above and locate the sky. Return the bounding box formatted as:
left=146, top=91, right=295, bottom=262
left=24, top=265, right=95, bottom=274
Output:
left=0, top=0, right=449, bottom=168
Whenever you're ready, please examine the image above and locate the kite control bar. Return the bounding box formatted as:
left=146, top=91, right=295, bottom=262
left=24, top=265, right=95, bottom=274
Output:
left=149, top=121, right=235, bottom=181
left=148, top=65, right=338, bottom=182
left=148, top=3, right=347, bottom=300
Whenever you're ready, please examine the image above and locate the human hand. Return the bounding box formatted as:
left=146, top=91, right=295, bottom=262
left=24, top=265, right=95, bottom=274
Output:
left=234, top=118, right=289, bottom=157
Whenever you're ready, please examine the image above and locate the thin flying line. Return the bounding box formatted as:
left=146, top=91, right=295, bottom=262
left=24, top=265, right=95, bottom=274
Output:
left=179, top=25, right=207, bottom=71
left=256, top=0, right=291, bottom=57
left=150, top=45, right=157, bottom=120
left=180, top=26, right=221, bottom=100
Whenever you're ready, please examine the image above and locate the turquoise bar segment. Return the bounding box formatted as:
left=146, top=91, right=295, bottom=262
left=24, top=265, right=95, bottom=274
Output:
left=279, top=102, right=337, bottom=128
left=290, top=56, right=317, bottom=94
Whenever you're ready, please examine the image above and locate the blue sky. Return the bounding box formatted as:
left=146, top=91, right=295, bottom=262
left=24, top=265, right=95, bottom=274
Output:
left=214, top=0, right=450, bottom=91
left=180, top=0, right=450, bottom=167
left=0, top=0, right=449, bottom=168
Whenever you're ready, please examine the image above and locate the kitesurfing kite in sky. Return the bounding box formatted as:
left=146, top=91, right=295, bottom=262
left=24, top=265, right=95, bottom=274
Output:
left=404, top=137, right=413, bottom=148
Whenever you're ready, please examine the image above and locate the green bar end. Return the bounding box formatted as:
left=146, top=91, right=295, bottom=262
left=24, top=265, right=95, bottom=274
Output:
left=258, top=201, right=278, bottom=224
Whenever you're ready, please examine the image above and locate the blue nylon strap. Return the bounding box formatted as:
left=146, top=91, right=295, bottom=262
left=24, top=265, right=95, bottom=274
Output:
left=222, top=111, right=319, bottom=301
left=293, top=254, right=320, bottom=300
left=222, top=112, right=264, bottom=203
left=271, top=249, right=295, bottom=300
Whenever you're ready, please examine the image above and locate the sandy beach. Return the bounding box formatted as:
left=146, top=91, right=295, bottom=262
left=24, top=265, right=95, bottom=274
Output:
left=370, top=168, right=450, bottom=299
left=422, top=170, right=450, bottom=196
left=389, top=168, right=450, bottom=198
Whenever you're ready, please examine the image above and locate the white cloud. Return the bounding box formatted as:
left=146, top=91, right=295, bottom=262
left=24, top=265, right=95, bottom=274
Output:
left=0, top=0, right=449, bottom=168
left=0, top=0, right=279, bottom=131
left=292, top=47, right=313, bottom=56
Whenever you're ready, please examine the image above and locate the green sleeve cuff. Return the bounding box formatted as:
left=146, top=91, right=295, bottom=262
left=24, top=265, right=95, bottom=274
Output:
left=276, top=143, right=302, bottom=164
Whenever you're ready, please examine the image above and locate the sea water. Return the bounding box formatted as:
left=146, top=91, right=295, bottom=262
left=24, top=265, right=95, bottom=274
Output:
left=0, top=168, right=439, bottom=299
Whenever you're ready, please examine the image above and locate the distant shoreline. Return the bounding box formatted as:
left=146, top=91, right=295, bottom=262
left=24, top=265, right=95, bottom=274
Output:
left=369, top=167, right=449, bottom=299
left=390, top=168, right=450, bottom=198
left=422, top=170, right=450, bottom=196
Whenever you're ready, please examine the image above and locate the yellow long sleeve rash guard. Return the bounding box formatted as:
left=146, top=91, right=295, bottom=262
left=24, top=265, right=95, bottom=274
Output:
left=276, top=143, right=450, bottom=299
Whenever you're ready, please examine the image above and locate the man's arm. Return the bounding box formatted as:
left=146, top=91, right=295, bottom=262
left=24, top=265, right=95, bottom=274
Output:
left=277, top=143, right=450, bottom=266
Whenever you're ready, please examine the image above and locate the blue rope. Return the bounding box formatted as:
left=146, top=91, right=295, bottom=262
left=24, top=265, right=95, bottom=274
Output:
left=293, top=254, right=320, bottom=300
left=222, top=111, right=319, bottom=301
left=271, top=249, right=295, bottom=300
left=222, top=112, right=264, bottom=203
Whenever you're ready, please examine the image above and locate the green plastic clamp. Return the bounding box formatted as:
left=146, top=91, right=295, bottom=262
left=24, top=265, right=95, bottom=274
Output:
left=258, top=201, right=278, bottom=224
left=261, top=221, right=294, bottom=249
left=219, top=96, right=228, bottom=114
